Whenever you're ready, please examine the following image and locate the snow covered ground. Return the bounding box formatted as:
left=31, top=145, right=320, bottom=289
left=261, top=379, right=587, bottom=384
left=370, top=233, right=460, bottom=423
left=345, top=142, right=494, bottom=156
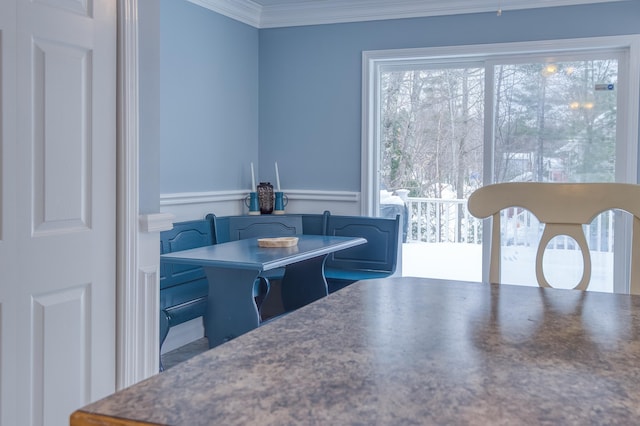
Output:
left=401, top=242, right=614, bottom=293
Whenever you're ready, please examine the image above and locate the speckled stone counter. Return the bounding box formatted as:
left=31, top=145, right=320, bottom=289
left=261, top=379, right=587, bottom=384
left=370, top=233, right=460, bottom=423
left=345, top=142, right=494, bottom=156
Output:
left=71, top=278, right=640, bottom=425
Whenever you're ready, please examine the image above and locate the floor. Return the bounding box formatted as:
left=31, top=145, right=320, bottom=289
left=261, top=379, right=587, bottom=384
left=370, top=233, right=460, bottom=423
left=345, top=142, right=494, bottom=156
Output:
left=161, top=281, right=287, bottom=370
left=162, top=337, right=210, bottom=370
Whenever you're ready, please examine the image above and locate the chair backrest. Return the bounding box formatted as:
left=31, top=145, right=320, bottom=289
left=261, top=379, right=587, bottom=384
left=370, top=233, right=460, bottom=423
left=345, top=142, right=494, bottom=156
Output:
left=325, top=214, right=401, bottom=274
left=467, top=182, right=640, bottom=292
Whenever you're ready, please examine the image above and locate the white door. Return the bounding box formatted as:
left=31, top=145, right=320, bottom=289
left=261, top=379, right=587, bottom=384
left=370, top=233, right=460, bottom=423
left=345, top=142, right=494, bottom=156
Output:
left=1, top=0, right=117, bottom=425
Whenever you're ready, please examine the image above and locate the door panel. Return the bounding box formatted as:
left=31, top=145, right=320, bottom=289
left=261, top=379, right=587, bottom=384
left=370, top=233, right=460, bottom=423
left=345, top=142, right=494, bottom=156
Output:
left=493, top=57, right=620, bottom=292
left=377, top=64, right=485, bottom=283
left=31, top=285, right=91, bottom=425
left=2, top=0, right=116, bottom=425
left=32, top=39, right=92, bottom=234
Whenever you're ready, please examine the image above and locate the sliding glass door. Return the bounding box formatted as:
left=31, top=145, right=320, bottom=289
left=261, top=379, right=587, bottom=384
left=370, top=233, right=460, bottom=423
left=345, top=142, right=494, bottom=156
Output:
left=377, top=63, right=485, bottom=282
left=489, top=56, right=619, bottom=291
left=364, top=37, right=639, bottom=292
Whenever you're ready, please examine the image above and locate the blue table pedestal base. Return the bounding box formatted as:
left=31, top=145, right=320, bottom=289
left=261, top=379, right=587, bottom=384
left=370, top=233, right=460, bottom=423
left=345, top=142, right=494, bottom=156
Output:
left=203, top=255, right=329, bottom=348
left=281, top=255, right=329, bottom=311
left=203, top=267, right=261, bottom=349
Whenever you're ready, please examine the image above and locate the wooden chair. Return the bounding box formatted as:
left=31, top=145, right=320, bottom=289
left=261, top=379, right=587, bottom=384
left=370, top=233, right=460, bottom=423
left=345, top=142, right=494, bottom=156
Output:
left=467, top=182, right=640, bottom=293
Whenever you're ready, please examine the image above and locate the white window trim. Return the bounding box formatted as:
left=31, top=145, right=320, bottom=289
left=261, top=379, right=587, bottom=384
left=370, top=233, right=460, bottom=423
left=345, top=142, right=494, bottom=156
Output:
left=361, top=35, right=640, bottom=216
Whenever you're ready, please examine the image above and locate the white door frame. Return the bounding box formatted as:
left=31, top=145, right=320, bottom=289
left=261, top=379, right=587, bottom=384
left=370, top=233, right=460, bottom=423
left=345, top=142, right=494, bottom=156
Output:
left=117, top=0, right=143, bottom=389
left=117, top=0, right=174, bottom=389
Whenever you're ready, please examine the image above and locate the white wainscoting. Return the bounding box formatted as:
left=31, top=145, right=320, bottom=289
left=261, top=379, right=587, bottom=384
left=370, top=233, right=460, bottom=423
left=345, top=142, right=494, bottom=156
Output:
left=160, top=189, right=361, bottom=221
left=157, top=189, right=361, bottom=351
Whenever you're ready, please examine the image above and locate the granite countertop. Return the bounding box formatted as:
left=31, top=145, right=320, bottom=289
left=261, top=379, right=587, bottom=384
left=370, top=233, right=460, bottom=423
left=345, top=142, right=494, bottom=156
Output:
left=72, top=278, right=640, bottom=425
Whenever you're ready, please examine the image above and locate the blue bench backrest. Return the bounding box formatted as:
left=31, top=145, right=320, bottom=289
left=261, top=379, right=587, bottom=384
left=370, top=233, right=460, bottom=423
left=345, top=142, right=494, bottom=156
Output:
left=230, top=215, right=303, bottom=240
left=300, top=211, right=330, bottom=235
left=325, top=214, right=401, bottom=274
left=160, top=219, right=214, bottom=290
left=210, top=214, right=304, bottom=243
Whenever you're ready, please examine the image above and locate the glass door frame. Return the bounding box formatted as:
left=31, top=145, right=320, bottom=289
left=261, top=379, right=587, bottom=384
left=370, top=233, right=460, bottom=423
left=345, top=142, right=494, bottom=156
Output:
left=362, top=35, right=640, bottom=293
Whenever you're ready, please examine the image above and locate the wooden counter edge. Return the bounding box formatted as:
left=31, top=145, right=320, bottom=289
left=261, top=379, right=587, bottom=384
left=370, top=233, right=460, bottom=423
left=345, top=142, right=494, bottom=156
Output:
left=70, top=410, right=163, bottom=426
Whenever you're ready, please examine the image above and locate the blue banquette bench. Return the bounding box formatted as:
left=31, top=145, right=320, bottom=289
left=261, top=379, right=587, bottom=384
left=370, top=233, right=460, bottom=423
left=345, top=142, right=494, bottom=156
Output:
left=159, top=213, right=329, bottom=359
left=159, top=212, right=401, bottom=359
left=159, top=218, right=214, bottom=370
left=324, top=214, right=402, bottom=293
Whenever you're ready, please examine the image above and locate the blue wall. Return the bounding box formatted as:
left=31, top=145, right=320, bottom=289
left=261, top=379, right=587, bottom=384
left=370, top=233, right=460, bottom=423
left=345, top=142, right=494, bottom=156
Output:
left=159, top=0, right=259, bottom=193
left=152, top=1, right=640, bottom=196
left=258, top=1, right=640, bottom=191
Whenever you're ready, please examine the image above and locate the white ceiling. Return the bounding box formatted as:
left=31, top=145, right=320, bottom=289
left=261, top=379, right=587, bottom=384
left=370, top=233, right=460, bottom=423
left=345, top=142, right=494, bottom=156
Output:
left=187, top=0, right=627, bottom=28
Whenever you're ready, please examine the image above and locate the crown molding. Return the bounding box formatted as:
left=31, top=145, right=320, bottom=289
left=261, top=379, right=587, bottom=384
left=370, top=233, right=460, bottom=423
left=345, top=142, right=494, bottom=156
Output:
left=260, top=0, right=625, bottom=28
left=186, top=0, right=262, bottom=27
left=187, top=0, right=626, bottom=29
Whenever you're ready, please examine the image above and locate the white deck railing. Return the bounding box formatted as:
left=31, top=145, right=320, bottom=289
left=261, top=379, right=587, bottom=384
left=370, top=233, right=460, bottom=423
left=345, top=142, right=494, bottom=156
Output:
left=404, top=197, right=614, bottom=252
left=405, top=197, right=481, bottom=244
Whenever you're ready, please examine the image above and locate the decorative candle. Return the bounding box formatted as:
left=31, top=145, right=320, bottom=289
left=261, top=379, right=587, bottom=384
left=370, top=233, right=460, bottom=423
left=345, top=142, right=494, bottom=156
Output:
left=251, top=162, right=256, bottom=190
left=275, top=162, right=281, bottom=191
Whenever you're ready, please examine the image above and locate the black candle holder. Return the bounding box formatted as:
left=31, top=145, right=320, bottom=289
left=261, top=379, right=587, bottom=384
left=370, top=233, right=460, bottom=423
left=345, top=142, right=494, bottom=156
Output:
left=257, top=182, right=274, bottom=214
